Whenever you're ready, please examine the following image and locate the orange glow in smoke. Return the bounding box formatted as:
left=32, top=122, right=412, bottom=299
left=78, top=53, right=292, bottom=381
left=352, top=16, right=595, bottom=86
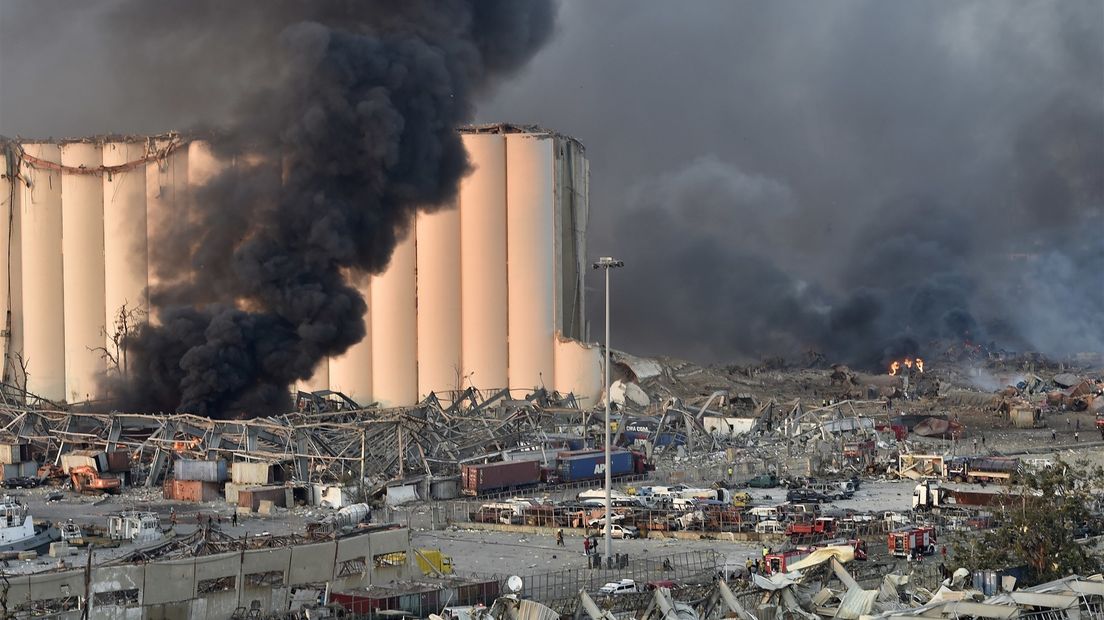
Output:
left=888, top=357, right=925, bottom=375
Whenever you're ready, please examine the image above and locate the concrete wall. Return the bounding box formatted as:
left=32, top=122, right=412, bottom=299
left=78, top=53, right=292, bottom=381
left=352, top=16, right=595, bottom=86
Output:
left=1, top=527, right=411, bottom=620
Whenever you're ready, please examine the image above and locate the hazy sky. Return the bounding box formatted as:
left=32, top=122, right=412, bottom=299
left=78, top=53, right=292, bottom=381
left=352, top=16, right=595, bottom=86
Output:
left=2, top=1, right=1101, bottom=367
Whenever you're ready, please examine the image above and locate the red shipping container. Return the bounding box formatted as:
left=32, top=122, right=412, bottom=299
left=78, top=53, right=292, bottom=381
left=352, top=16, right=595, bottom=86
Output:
left=162, top=478, right=222, bottom=502
left=461, top=460, right=541, bottom=496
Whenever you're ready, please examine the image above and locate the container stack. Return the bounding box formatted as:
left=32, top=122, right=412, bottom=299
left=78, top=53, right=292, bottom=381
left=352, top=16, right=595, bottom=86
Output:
left=226, top=462, right=284, bottom=510
left=163, top=458, right=227, bottom=502
left=0, top=443, right=37, bottom=480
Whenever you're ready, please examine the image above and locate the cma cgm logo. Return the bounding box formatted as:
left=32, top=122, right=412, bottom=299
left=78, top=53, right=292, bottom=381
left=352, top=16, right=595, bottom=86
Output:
left=593, top=463, right=607, bottom=475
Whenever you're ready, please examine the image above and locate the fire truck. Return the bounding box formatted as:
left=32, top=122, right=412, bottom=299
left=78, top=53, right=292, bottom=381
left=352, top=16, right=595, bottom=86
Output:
left=785, top=517, right=836, bottom=538
left=764, top=539, right=867, bottom=574
left=888, top=526, right=936, bottom=558
left=763, top=547, right=816, bottom=575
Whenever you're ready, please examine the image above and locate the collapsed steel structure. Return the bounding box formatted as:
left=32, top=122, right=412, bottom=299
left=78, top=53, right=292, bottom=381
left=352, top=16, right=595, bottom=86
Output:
left=0, top=385, right=588, bottom=493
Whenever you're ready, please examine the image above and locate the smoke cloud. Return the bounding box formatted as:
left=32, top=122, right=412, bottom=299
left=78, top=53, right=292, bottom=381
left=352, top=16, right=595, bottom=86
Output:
left=1, top=1, right=555, bottom=416
left=477, top=1, right=1103, bottom=368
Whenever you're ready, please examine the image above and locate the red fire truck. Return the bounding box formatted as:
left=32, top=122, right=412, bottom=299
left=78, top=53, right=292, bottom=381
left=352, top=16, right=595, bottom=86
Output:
left=785, top=517, right=836, bottom=538
left=763, top=538, right=867, bottom=574
left=888, top=526, right=937, bottom=558
left=763, top=547, right=816, bottom=575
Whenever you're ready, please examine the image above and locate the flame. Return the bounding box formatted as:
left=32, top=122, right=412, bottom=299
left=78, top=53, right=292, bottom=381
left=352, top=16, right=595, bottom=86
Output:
left=888, top=357, right=925, bottom=375
left=172, top=438, right=201, bottom=453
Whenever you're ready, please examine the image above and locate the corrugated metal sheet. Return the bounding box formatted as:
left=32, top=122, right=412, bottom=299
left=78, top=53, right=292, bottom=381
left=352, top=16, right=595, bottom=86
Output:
left=104, top=451, right=130, bottom=473
left=162, top=478, right=221, bottom=502
left=1, top=461, right=38, bottom=480
left=231, top=462, right=275, bottom=485
left=174, top=458, right=228, bottom=482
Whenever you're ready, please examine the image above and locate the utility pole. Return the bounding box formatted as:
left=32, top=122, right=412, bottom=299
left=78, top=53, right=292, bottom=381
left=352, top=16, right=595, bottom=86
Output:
left=593, top=256, right=623, bottom=566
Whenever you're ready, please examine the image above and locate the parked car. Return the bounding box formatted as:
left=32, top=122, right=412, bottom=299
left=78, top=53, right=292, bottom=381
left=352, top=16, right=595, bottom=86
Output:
left=755, top=519, right=786, bottom=534
left=609, top=524, right=640, bottom=539
left=598, top=579, right=640, bottom=595
left=786, top=489, right=824, bottom=503
left=746, top=474, right=779, bottom=488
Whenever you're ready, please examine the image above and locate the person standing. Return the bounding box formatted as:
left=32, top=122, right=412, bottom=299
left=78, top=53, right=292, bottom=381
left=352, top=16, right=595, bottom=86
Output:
left=556, top=529, right=565, bottom=547
left=583, top=536, right=591, bottom=557
left=231, top=511, right=238, bottom=527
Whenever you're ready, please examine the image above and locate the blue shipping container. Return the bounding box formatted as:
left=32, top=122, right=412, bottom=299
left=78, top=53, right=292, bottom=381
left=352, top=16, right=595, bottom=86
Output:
left=558, top=450, right=634, bottom=482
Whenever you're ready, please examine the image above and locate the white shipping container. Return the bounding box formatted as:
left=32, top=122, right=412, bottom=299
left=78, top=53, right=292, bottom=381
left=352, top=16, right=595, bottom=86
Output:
left=60, top=453, right=100, bottom=474
left=231, top=462, right=274, bottom=485
left=225, top=482, right=240, bottom=505
left=0, top=444, right=27, bottom=465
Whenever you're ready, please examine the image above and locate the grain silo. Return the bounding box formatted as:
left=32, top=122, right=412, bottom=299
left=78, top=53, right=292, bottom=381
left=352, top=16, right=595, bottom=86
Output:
left=0, top=124, right=603, bottom=410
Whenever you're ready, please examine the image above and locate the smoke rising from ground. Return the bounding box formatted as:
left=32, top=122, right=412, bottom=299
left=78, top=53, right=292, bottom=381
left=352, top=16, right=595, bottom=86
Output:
left=477, top=1, right=1103, bottom=368
left=1, top=1, right=555, bottom=416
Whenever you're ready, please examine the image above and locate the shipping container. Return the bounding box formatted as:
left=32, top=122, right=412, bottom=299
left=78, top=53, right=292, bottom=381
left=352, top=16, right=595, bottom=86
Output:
left=460, top=460, right=541, bottom=496
left=236, top=485, right=289, bottom=511
left=224, top=482, right=240, bottom=505
left=174, top=458, right=228, bottom=482
left=105, top=451, right=130, bottom=473
left=162, top=478, right=222, bottom=502
left=557, top=449, right=634, bottom=483
left=231, top=461, right=280, bottom=485
left=0, top=461, right=39, bottom=480
left=0, top=443, right=28, bottom=465
left=60, top=450, right=107, bottom=474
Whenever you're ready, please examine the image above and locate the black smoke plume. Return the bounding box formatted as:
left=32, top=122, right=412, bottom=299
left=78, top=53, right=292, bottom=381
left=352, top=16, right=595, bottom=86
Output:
left=477, top=1, right=1103, bottom=370
left=1, top=1, right=554, bottom=416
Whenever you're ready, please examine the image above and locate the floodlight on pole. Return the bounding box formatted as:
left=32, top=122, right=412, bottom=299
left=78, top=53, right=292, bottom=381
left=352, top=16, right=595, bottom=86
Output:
left=591, top=256, right=623, bottom=566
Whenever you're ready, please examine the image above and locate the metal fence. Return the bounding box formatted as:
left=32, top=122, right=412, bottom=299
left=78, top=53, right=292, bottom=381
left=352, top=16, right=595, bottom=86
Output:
left=468, top=549, right=724, bottom=616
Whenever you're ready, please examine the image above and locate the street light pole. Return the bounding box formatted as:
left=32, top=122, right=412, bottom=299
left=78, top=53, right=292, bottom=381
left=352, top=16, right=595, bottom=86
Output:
left=593, top=256, right=623, bottom=566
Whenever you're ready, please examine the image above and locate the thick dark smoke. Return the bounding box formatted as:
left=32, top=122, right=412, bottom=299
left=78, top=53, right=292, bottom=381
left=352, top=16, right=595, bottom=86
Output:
left=1, top=1, right=554, bottom=416
left=477, top=1, right=1103, bottom=368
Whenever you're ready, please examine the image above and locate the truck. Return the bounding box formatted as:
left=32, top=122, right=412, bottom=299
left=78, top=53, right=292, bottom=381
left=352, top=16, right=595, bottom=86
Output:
left=556, top=449, right=637, bottom=483
left=785, top=517, right=836, bottom=538
left=413, top=548, right=454, bottom=576
left=944, top=456, right=1019, bottom=484
left=888, top=526, right=936, bottom=558
left=460, top=460, right=541, bottom=496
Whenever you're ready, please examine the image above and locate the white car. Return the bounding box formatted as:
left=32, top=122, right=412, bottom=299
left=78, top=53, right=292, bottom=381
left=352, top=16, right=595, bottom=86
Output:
left=755, top=520, right=785, bottom=534
left=598, top=579, right=639, bottom=595
left=609, top=524, right=640, bottom=539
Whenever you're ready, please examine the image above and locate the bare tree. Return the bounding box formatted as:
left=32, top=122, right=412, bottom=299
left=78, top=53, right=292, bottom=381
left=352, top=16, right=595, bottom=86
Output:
left=92, top=302, right=148, bottom=377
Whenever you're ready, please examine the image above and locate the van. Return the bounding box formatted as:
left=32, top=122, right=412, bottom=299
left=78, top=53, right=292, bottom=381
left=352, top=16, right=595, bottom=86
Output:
left=755, top=520, right=785, bottom=534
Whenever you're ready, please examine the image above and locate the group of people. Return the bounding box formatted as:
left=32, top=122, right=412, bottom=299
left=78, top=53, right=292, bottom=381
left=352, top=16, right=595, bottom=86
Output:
left=581, top=532, right=602, bottom=556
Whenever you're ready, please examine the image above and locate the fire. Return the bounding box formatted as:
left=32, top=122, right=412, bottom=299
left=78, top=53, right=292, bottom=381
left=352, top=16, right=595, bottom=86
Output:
left=888, top=357, right=925, bottom=375
left=173, top=438, right=201, bottom=453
